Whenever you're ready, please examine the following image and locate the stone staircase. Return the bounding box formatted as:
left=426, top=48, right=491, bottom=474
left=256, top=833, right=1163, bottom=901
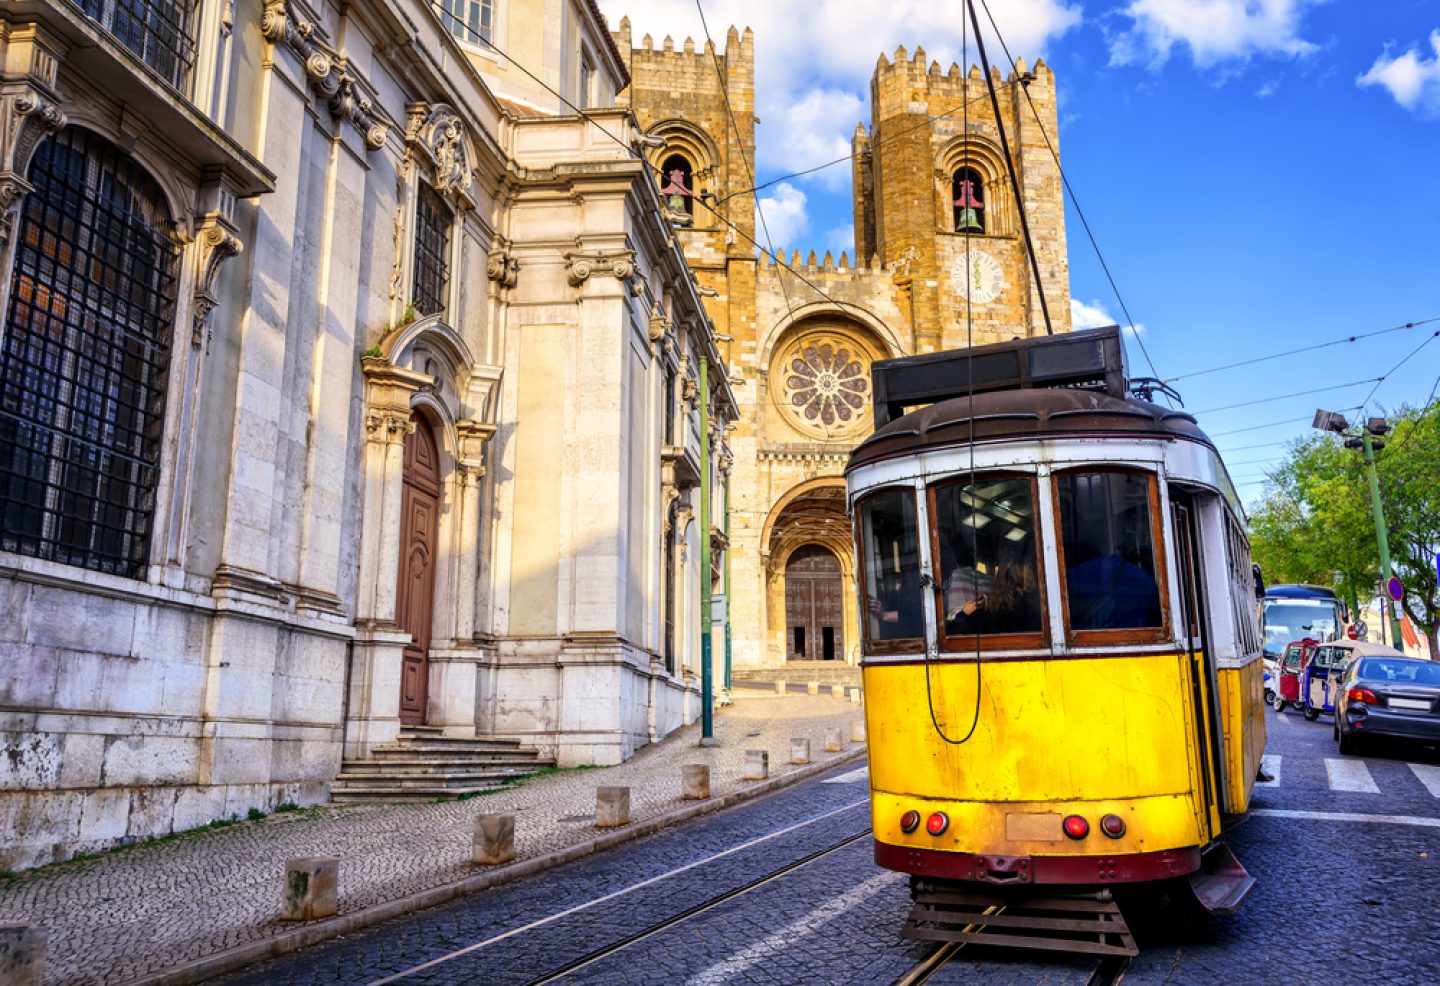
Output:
left=331, top=726, right=554, bottom=804
left=731, top=660, right=862, bottom=690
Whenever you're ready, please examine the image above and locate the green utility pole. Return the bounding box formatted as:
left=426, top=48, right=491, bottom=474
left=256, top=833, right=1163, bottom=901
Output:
left=1361, top=429, right=1405, bottom=648
left=723, top=471, right=732, bottom=691
left=698, top=357, right=715, bottom=744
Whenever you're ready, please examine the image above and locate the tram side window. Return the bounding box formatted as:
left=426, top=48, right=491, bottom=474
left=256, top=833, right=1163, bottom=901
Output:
left=932, top=477, right=1042, bottom=640
left=1057, top=471, right=1164, bottom=632
left=859, top=490, right=923, bottom=644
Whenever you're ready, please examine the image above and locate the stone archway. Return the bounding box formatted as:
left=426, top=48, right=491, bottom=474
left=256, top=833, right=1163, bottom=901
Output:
left=762, top=482, right=858, bottom=664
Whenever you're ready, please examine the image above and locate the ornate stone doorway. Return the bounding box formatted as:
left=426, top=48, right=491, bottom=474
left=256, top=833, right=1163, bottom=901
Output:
left=396, top=416, right=441, bottom=725
left=785, top=545, right=843, bottom=660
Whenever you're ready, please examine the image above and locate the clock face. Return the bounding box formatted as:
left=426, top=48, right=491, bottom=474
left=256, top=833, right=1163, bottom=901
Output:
left=952, top=250, right=1005, bottom=305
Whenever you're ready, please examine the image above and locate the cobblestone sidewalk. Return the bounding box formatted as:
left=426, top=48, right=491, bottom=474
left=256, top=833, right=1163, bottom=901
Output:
left=0, top=693, right=865, bottom=986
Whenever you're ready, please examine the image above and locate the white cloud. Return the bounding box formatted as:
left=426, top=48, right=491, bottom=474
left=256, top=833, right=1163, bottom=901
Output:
left=1071, top=298, right=1144, bottom=335
left=761, top=87, right=864, bottom=191
left=756, top=183, right=809, bottom=248
left=1108, top=0, right=1324, bottom=69
left=1357, top=32, right=1440, bottom=118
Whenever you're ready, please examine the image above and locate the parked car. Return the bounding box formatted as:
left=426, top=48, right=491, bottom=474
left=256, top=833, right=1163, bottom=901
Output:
left=1333, top=649, right=1440, bottom=755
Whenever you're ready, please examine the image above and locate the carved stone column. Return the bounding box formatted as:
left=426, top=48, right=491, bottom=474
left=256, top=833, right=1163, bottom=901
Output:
left=345, top=358, right=426, bottom=757
left=427, top=418, right=496, bottom=738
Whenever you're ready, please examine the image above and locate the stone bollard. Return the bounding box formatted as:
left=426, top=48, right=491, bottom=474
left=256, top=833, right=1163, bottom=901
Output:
left=744, top=749, right=769, bottom=781
left=595, top=786, right=631, bottom=827
left=0, top=924, right=44, bottom=986
left=831, top=684, right=845, bottom=699
left=682, top=763, right=711, bottom=800
left=851, top=719, right=867, bottom=743
left=825, top=727, right=845, bottom=752
left=790, top=738, right=811, bottom=764
left=775, top=679, right=787, bottom=695
left=281, top=857, right=339, bottom=921
left=849, top=688, right=861, bottom=704
left=807, top=681, right=820, bottom=696
left=472, top=814, right=515, bottom=865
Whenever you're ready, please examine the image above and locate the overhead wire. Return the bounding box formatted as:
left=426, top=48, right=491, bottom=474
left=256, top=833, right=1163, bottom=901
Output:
left=1192, top=378, right=1380, bottom=416
left=1165, top=316, right=1440, bottom=383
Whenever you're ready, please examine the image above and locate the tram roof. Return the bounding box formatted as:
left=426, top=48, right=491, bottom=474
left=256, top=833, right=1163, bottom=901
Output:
left=846, top=387, right=1216, bottom=472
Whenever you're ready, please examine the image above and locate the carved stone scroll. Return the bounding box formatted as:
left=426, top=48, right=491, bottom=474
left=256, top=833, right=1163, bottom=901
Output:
left=564, top=250, right=637, bottom=289
left=0, top=25, right=67, bottom=242
left=191, top=211, right=243, bottom=348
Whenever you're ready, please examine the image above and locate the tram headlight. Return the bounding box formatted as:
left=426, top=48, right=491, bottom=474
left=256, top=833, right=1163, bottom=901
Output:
left=925, top=812, right=949, bottom=836
left=1100, top=814, right=1126, bottom=839
left=900, top=810, right=921, bottom=834
left=1062, top=814, right=1089, bottom=840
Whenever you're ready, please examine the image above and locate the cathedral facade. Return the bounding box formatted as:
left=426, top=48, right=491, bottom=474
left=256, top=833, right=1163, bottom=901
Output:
left=613, top=21, right=1073, bottom=670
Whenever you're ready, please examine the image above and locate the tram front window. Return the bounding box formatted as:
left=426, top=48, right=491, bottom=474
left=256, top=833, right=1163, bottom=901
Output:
left=859, top=490, right=923, bottom=645
left=932, top=477, right=1042, bottom=640
left=1058, top=471, right=1164, bottom=633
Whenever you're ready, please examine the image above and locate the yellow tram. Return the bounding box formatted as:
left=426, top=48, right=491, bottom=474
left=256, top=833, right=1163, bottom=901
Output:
left=847, top=327, right=1265, bottom=946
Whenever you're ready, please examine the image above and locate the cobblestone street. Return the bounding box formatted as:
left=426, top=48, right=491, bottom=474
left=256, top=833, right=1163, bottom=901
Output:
left=213, top=703, right=1440, bottom=986
left=0, top=693, right=863, bottom=985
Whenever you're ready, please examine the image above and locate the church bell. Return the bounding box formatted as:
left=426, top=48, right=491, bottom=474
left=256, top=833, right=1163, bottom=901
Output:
left=954, top=177, right=984, bottom=233
left=954, top=207, right=983, bottom=233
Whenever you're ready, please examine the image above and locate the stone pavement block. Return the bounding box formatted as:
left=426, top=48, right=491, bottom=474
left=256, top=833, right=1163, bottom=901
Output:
left=595, top=786, right=631, bottom=827
left=824, top=728, right=844, bottom=752
left=682, top=764, right=710, bottom=800
left=743, top=750, right=769, bottom=780
left=0, top=924, right=44, bottom=986
left=473, top=814, right=515, bottom=865
left=790, top=738, right=811, bottom=764
left=281, top=857, right=338, bottom=921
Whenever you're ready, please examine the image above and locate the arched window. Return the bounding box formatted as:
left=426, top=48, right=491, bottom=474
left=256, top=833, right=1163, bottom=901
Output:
left=952, top=166, right=986, bottom=234
left=659, top=153, right=695, bottom=223
left=0, top=127, right=180, bottom=578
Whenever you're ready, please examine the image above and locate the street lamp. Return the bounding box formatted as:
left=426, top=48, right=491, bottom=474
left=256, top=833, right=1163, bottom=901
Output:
left=1312, top=409, right=1404, bottom=648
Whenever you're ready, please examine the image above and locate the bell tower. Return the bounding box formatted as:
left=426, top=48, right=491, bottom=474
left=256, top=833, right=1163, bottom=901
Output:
left=853, top=49, right=1071, bottom=349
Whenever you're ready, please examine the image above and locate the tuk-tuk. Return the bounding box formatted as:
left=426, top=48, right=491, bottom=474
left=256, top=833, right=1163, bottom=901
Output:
left=1272, top=638, right=1318, bottom=714
left=1300, top=642, right=1354, bottom=720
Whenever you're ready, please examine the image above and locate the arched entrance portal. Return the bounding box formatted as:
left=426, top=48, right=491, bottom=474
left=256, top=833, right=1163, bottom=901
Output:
left=785, top=546, right=843, bottom=660
left=763, top=482, right=858, bottom=664
left=397, top=416, right=441, bottom=725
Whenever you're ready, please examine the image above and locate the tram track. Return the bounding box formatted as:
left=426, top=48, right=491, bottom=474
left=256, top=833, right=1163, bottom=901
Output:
left=892, top=909, right=1132, bottom=986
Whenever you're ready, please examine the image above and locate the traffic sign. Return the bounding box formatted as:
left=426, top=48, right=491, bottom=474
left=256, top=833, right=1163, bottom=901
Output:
left=1387, top=577, right=1404, bottom=602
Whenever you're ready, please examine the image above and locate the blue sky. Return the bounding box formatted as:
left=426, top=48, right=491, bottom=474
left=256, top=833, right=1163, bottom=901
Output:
left=600, top=1, right=1440, bottom=505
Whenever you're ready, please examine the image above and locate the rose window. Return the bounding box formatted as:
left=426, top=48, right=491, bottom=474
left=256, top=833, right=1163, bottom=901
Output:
left=784, top=341, right=869, bottom=428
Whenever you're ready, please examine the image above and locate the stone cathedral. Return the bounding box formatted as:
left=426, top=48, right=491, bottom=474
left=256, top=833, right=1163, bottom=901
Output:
left=612, top=20, right=1073, bottom=670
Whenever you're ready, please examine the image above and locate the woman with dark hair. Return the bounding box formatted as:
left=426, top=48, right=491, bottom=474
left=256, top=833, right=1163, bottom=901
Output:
left=949, top=537, right=1042, bottom=637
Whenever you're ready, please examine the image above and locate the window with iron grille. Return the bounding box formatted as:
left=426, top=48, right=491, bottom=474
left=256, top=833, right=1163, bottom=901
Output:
left=0, top=127, right=180, bottom=579
left=412, top=184, right=452, bottom=317
left=79, top=0, right=199, bottom=93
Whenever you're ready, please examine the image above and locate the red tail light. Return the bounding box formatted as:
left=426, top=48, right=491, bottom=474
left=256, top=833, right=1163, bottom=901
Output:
left=1347, top=687, right=1378, bottom=705
left=926, top=812, right=949, bottom=836
left=1062, top=815, right=1089, bottom=840
left=1100, top=814, right=1126, bottom=838
left=900, top=810, right=920, bottom=834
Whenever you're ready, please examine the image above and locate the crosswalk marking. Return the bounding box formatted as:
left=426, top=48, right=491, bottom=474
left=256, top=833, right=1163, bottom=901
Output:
left=1324, top=758, right=1380, bottom=793
left=1410, top=763, right=1440, bottom=798
left=1255, top=754, right=1282, bottom=787
left=822, top=766, right=869, bottom=785
left=1251, top=808, right=1440, bottom=829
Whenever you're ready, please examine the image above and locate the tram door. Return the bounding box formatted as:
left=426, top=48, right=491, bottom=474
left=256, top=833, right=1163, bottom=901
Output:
left=1172, top=494, right=1223, bottom=837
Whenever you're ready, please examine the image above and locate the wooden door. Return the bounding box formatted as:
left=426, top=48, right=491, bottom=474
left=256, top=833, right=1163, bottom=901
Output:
left=785, top=545, right=844, bottom=660
left=396, top=417, right=441, bottom=725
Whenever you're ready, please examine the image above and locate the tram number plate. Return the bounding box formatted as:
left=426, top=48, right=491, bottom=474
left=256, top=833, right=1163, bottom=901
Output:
left=1005, top=812, right=1064, bottom=842
left=1388, top=698, right=1432, bottom=711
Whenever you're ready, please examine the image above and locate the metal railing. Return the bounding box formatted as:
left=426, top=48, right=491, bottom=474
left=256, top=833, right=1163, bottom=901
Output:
left=79, top=0, right=199, bottom=93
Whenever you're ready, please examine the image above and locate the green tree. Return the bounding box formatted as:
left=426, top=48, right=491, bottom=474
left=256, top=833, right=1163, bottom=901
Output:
left=1248, top=398, right=1440, bottom=657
